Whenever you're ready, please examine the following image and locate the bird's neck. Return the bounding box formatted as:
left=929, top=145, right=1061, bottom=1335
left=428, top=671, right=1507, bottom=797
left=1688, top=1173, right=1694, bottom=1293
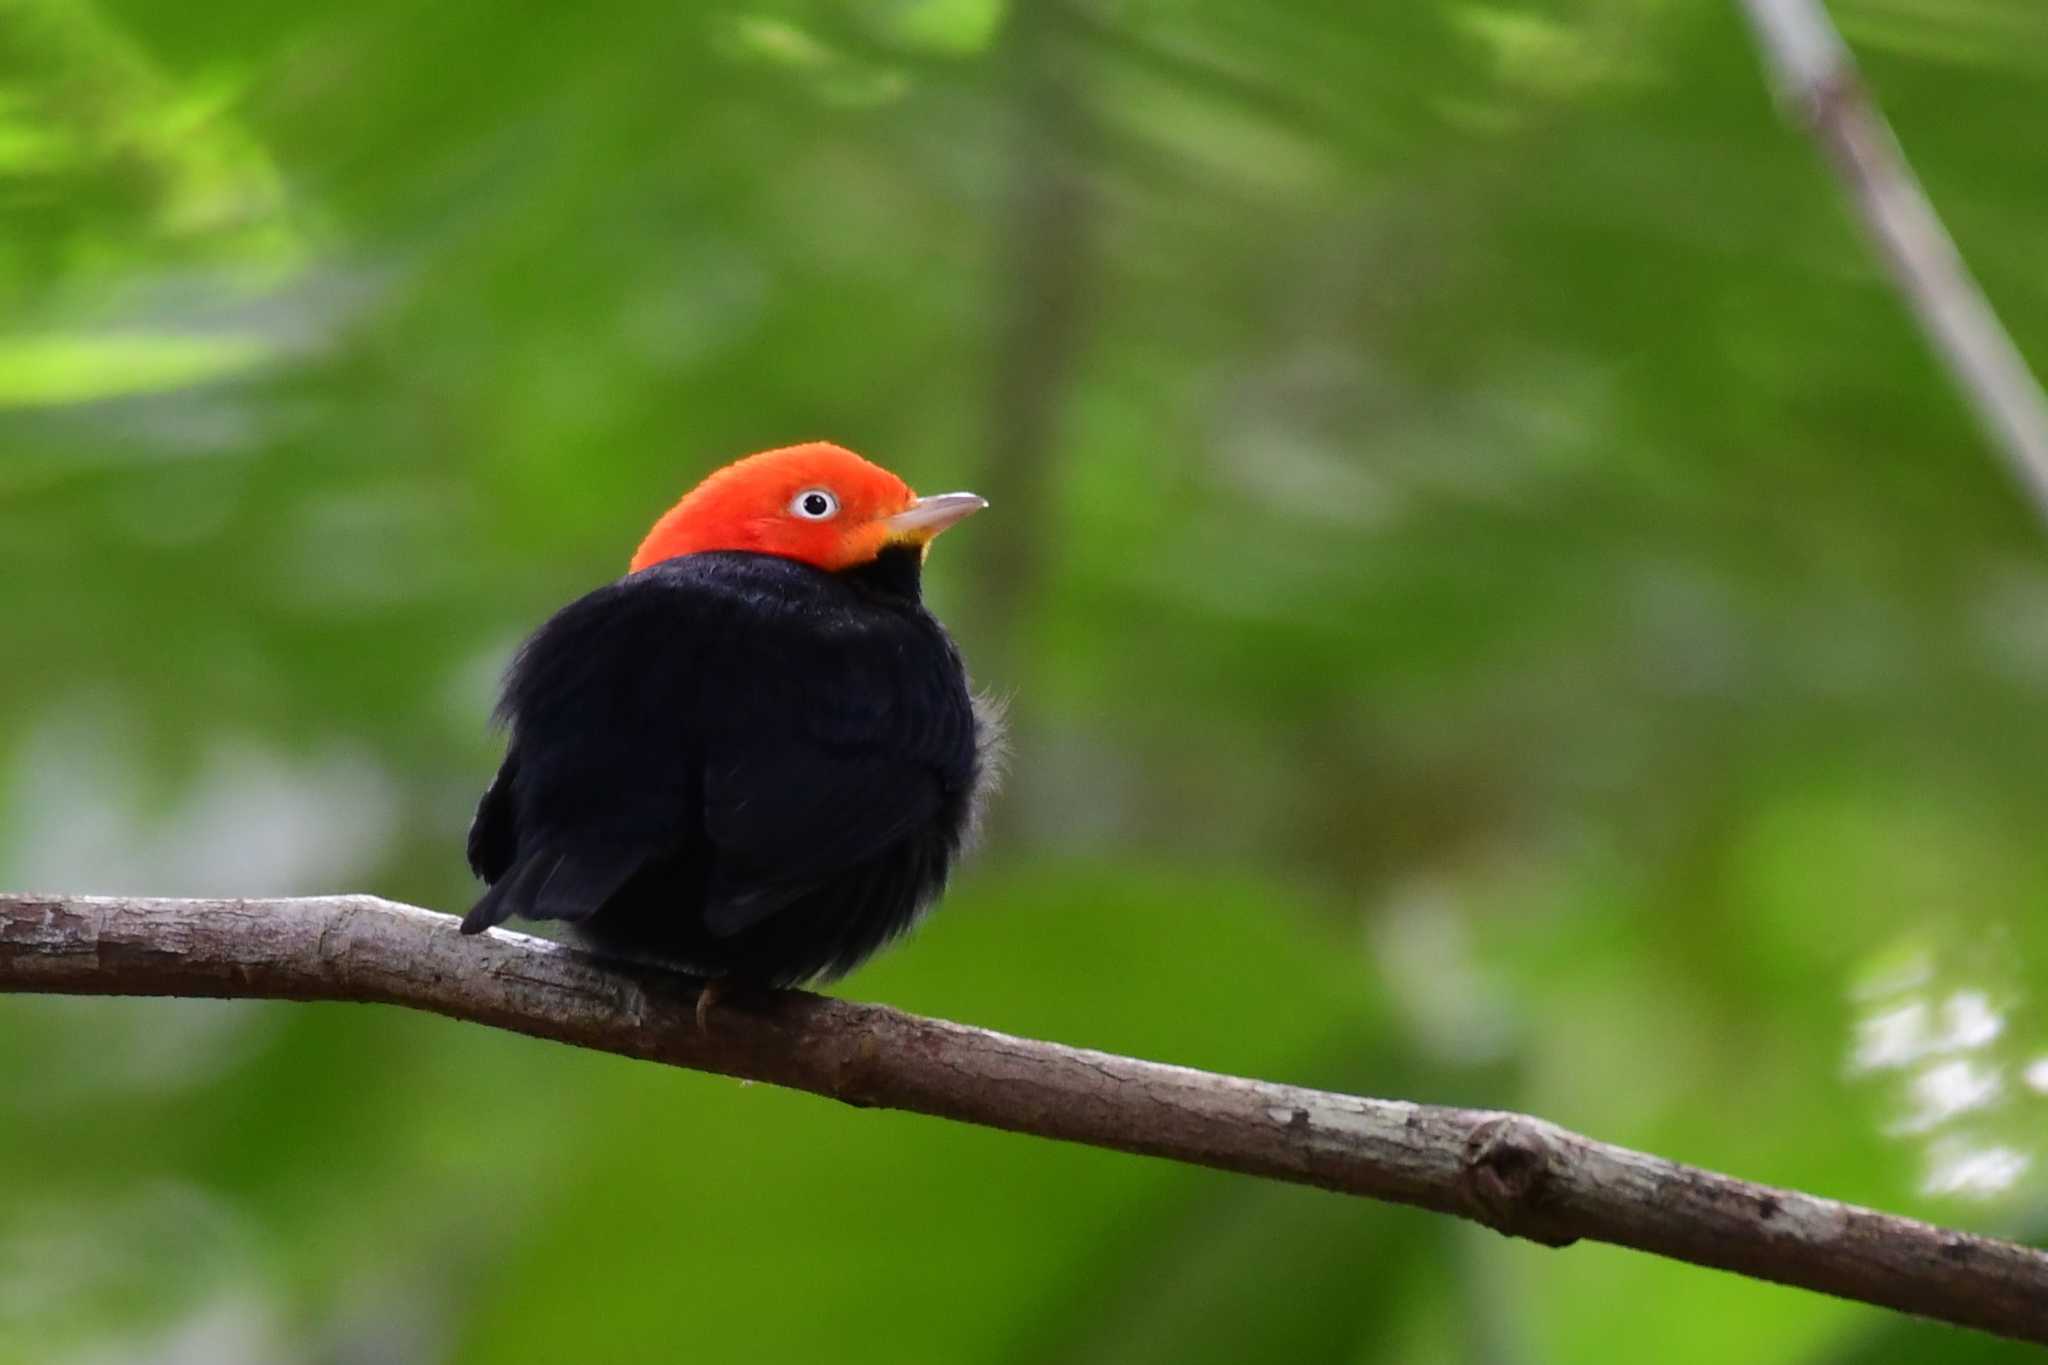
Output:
left=838, top=544, right=925, bottom=603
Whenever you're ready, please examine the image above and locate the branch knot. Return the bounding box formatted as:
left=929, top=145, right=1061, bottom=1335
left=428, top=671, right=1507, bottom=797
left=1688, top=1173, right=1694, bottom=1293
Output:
left=1458, top=1114, right=1578, bottom=1248
left=828, top=1031, right=887, bottom=1109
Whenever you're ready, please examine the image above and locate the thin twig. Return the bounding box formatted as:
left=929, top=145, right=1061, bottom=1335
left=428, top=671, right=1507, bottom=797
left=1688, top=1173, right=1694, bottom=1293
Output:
left=1735, top=0, right=2048, bottom=521
left=2, top=892, right=2045, bottom=1343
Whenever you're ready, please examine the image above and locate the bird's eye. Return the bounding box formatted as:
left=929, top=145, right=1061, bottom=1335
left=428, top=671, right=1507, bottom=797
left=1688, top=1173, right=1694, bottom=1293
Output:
left=790, top=488, right=839, bottom=520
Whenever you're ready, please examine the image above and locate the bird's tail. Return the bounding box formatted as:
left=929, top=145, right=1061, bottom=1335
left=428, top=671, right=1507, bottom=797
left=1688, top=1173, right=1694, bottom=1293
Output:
left=461, top=849, right=633, bottom=935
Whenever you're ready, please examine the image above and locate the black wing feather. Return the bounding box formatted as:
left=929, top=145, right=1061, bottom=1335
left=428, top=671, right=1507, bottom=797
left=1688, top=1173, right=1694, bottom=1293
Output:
left=700, top=748, right=944, bottom=936
left=465, top=748, right=521, bottom=883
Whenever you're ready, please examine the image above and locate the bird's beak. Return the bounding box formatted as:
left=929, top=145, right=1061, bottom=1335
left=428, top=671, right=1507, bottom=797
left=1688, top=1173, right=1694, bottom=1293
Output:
left=880, top=492, right=988, bottom=544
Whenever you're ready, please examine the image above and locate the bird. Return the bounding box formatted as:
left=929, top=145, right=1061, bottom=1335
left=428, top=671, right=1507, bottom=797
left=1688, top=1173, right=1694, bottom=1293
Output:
left=461, top=441, right=998, bottom=1002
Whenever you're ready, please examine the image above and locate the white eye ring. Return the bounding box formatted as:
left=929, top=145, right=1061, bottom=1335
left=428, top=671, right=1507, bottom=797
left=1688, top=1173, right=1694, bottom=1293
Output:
left=789, top=488, right=839, bottom=521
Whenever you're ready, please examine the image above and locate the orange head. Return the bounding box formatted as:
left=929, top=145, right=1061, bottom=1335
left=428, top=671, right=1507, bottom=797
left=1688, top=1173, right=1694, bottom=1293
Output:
left=629, top=442, right=987, bottom=574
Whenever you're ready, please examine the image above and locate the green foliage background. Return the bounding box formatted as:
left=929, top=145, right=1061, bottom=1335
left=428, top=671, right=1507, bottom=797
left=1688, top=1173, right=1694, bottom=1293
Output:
left=4, top=0, right=2047, bottom=1359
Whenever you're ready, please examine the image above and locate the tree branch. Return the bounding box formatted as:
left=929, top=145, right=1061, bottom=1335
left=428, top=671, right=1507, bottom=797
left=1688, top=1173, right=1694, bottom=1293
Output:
left=1735, top=0, right=2048, bottom=523
left=3, top=891, right=2045, bottom=1343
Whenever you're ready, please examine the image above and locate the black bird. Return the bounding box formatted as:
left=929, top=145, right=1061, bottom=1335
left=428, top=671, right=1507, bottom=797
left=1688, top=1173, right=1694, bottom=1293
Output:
left=463, top=442, right=996, bottom=995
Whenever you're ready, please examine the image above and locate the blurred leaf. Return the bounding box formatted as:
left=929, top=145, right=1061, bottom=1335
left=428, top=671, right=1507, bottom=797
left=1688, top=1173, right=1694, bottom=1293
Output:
left=0, top=331, right=268, bottom=407
left=866, top=0, right=1007, bottom=57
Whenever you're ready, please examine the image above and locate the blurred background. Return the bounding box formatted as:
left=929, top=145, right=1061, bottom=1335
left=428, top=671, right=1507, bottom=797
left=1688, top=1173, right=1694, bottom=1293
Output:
left=4, top=0, right=2048, bottom=1360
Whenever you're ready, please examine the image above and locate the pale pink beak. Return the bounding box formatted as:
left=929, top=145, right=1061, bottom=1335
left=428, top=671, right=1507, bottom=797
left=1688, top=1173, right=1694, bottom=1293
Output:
left=880, top=492, right=988, bottom=542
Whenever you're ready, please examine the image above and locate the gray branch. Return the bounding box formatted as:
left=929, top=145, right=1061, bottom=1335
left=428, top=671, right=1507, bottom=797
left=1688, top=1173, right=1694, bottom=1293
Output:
left=1736, top=0, right=2048, bottom=521
left=3, top=891, right=2045, bottom=1343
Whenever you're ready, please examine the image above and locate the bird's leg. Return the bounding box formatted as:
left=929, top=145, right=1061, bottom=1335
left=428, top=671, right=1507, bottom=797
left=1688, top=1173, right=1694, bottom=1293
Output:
left=695, top=975, right=727, bottom=1033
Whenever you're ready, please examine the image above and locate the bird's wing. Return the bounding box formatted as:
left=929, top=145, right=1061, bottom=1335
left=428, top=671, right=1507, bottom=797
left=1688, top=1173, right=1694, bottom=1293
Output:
left=466, top=747, right=521, bottom=883
left=694, top=582, right=972, bottom=939
left=698, top=747, right=944, bottom=937
left=461, top=565, right=722, bottom=934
